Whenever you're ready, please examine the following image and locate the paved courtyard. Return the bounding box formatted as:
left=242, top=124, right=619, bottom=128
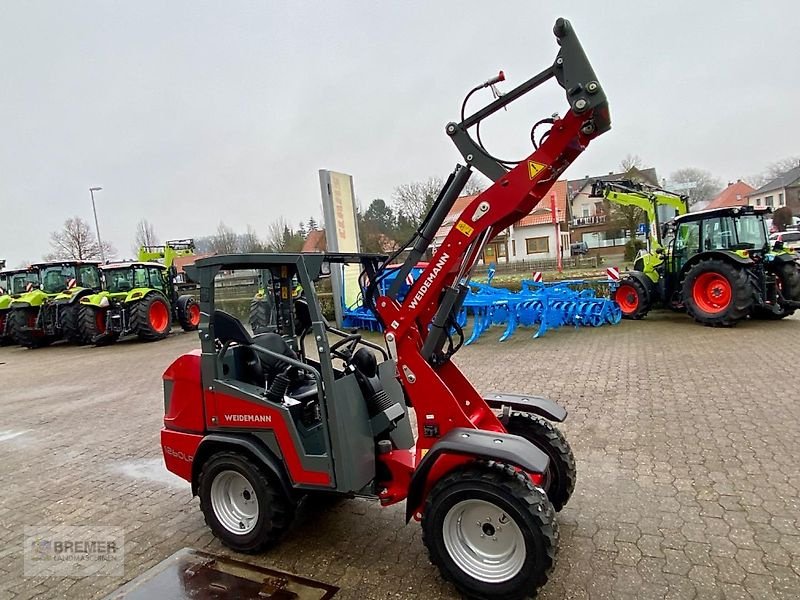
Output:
left=1, top=311, right=799, bottom=599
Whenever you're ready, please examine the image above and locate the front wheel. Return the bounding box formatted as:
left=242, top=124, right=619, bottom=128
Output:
left=682, top=259, right=753, bottom=327
left=176, top=295, right=201, bottom=331
left=78, top=305, right=118, bottom=346
left=613, top=276, right=651, bottom=320
left=422, top=462, right=557, bottom=600
left=198, top=452, right=294, bottom=553
left=505, top=413, right=576, bottom=511
left=60, top=304, right=84, bottom=344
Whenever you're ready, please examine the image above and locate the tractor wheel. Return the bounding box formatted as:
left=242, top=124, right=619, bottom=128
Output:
left=131, top=293, right=171, bottom=341
left=682, top=259, right=753, bottom=327
left=422, top=462, right=557, bottom=600
left=198, top=452, right=294, bottom=553
left=0, top=311, right=13, bottom=346
left=78, top=305, right=118, bottom=346
left=613, top=276, right=651, bottom=320
left=10, top=308, right=50, bottom=348
left=249, top=296, right=274, bottom=334
left=60, top=304, right=84, bottom=344
left=505, top=412, right=576, bottom=512
left=753, top=261, right=800, bottom=320
left=176, top=295, right=201, bottom=331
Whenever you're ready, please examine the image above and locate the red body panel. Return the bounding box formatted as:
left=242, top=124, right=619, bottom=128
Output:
left=161, top=429, right=203, bottom=482
left=163, top=350, right=205, bottom=433
left=205, top=391, right=331, bottom=487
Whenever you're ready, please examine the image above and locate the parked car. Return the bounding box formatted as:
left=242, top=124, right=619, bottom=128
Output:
left=770, top=230, right=800, bottom=254
left=570, top=241, right=590, bottom=255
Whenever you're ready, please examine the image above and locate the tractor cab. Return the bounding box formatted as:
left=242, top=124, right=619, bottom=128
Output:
left=166, top=252, right=414, bottom=497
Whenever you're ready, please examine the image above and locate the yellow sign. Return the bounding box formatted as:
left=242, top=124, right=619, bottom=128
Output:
left=528, top=161, right=547, bottom=179
left=328, top=171, right=361, bottom=309
left=455, top=220, right=474, bottom=237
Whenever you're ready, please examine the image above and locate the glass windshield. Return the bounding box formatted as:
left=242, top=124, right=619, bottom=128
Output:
left=735, top=215, right=767, bottom=249
left=10, top=272, right=39, bottom=294
left=78, top=265, right=100, bottom=289
left=104, top=268, right=135, bottom=293
left=41, top=266, right=76, bottom=294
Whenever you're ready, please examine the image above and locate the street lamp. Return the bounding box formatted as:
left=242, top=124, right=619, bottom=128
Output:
left=89, top=186, right=105, bottom=263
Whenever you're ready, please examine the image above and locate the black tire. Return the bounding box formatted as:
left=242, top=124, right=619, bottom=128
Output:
left=78, top=305, right=118, bottom=346
left=505, top=413, right=576, bottom=512
left=198, top=452, right=294, bottom=553
left=0, top=311, right=14, bottom=346
left=249, top=296, right=274, bottom=334
left=131, top=293, right=171, bottom=341
left=422, top=462, right=558, bottom=600
left=60, top=303, right=84, bottom=344
left=682, top=259, right=753, bottom=327
left=10, top=308, right=51, bottom=348
left=176, top=295, right=201, bottom=331
left=613, top=276, right=651, bottom=320
left=753, top=261, right=800, bottom=320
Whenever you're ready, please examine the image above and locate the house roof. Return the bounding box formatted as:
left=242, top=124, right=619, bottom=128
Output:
left=705, top=180, right=755, bottom=209
left=750, top=165, right=800, bottom=195
left=516, top=180, right=568, bottom=227
left=433, top=194, right=479, bottom=241
left=301, top=229, right=327, bottom=253
left=173, top=253, right=213, bottom=274
left=567, top=167, right=659, bottom=198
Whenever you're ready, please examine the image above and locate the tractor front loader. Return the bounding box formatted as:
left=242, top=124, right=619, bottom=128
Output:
left=78, top=262, right=200, bottom=345
left=8, top=261, right=102, bottom=348
left=0, top=266, right=40, bottom=345
left=601, top=197, right=800, bottom=325
left=160, top=18, right=609, bottom=599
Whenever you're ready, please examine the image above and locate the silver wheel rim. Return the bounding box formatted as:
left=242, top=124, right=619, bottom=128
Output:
left=442, top=498, right=526, bottom=583
left=210, top=470, right=259, bottom=535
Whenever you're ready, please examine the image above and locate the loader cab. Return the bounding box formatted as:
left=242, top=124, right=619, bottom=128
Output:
left=178, top=253, right=414, bottom=495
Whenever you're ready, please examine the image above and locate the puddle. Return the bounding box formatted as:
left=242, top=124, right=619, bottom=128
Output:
left=115, top=458, right=187, bottom=489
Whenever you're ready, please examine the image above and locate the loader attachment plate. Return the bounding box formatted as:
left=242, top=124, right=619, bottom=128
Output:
left=104, top=548, right=338, bottom=600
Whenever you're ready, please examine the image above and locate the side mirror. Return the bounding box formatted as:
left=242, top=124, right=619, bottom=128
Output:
left=320, top=261, right=332, bottom=277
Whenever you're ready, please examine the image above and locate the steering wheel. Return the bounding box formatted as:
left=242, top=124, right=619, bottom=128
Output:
left=329, top=333, right=362, bottom=363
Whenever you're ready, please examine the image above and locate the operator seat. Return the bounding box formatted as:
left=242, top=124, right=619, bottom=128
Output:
left=251, top=332, right=318, bottom=401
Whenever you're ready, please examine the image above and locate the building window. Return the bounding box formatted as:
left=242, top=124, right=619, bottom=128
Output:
left=779, top=193, right=784, bottom=205
left=511, top=239, right=516, bottom=256
left=582, top=207, right=590, bottom=217
left=525, top=236, right=549, bottom=254
left=765, top=195, right=774, bottom=207
left=756, top=198, right=762, bottom=206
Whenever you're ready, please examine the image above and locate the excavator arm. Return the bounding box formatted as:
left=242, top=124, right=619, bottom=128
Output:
left=367, top=18, right=610, bottom=446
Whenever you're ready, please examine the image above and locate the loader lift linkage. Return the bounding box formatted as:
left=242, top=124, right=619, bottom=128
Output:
left=161, top=18, right=610, bottom=599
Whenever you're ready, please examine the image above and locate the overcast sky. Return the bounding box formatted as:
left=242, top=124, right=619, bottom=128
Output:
left=1, top=1, right=798, bottom=267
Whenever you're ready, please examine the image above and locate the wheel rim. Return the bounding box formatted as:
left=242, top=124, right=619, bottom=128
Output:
left=210, top=470, right=259, bottom=535
left=692, top=272, right=732, bottom=314
left=442, top=498, right=526, bottom=583
left=188, top=303, right=201, bottom=327
left=95, top=309, right=106, bottom=334
left=148, top=300, right=170, bottom=332
left=614, top=283, right=639, bottom=314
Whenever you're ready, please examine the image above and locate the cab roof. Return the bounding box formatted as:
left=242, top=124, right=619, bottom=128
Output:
left=672, top=204, right=770, bottom=223
left=31, top=260, right=100, bottom=268
left=101, top=261, right=165, bottom=270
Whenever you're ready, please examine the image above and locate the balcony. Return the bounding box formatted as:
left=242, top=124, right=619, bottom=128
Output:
left=572, top=214, right=607, bottom=227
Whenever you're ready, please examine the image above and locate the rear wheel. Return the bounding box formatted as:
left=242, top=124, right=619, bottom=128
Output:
left=132, top=293, right=171, bottom=341
left=60, top=303, right=84, bottom=344
left=198, top=452, right=294, bottom=553
left=249, top=296, right=274, bottom=334
left=682, top=259, right=753, bottom=327
left=505, top=413, right=576, bottom=511
left=0, top=311, right=13, bottom=346
left=176, top=295, right=201, bottom=331
left=78, top=305, right=118, bottom=345
left=10, top=308, right=51, bottom=348
left=613, top=276, right=651, bottom=319
left=422, top=462, right=557, bottom=600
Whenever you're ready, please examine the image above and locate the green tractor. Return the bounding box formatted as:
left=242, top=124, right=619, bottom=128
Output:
left=0, top=266, right=41, bottom=345
left=8, top=261, right=102, bottom=348
left=77, top=261, right=201, bottom=345
left=612, top=205, right=800, bottom=326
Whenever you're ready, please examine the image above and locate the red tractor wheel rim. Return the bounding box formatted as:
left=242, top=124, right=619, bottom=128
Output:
left=614, top=283, right=639, bottom=314
left=95, top=310, right=106, bottom=334
left=149, top=301, right=170, bottom=332
left=692, top=272, right=732, bottom=314
left=188, top=303, right=201, bottom=326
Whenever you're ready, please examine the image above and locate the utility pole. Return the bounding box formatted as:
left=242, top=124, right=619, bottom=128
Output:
left=89, top=186, right=105, bottom=262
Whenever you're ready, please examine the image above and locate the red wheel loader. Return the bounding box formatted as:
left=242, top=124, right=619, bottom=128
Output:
left=161, top=18, right=610, bottom=599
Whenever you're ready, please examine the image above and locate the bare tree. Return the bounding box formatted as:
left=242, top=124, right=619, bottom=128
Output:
left=748, top=156, right=800, bottom=188
left=134, top=219, right=159, bottom=249
left=265, top=217, right=290, bottom=251
left=240, top=225, right=267, bottom=252
left=46, top=216, right=116, bottom=261
left=209, top=222, right=240, bottom=254
left=669, top=168, right=723, bottom=207
left=393, top=176, right=444, bottom=220
left=463, top=175, right=489, bottom=196
left=620, top=154, right=645, bottom=173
